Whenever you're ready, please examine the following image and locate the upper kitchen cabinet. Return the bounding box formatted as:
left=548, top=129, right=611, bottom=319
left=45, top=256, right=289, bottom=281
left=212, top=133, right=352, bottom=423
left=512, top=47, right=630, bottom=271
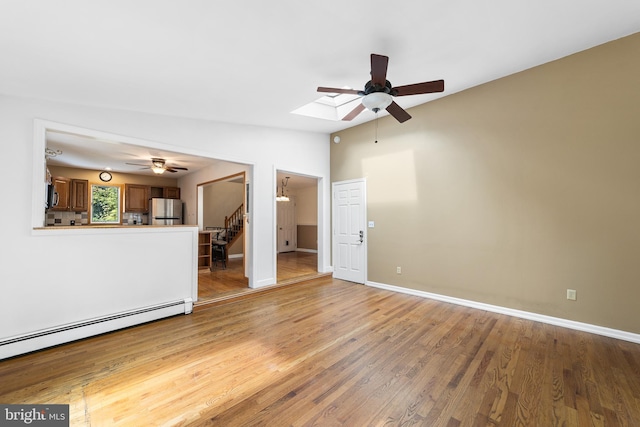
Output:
left=163, top=187, right=180, bottom=199
left=50, top=176, right=71, bottom=211
left=51, top=177, right=88, bottom=212
left=70, top=179, right=89, bottom=212
left=125, top=184, right=150, bottom=213
left=150, top=186, right=181, bottom=199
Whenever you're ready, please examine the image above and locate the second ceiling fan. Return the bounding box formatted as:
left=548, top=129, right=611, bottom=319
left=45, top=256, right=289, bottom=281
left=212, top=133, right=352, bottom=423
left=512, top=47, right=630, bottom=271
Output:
left=126, top=158, right=188, bottom=174
left=318, top=54, right=444, bottom=123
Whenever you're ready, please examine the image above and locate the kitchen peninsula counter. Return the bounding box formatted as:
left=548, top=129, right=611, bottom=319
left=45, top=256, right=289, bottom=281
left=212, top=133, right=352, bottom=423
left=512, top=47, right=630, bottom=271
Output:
left=33, top=224, right=198, bottom=236
left=36, top=224, right=196, bottom=230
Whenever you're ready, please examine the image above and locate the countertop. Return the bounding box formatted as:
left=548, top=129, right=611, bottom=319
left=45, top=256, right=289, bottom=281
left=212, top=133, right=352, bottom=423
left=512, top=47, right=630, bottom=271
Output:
left=34, top=224, right=197, bottom=230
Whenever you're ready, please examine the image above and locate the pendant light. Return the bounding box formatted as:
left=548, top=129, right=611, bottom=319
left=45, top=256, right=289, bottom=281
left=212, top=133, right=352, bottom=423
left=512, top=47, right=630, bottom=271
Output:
left=276, top=177, right=290, bottom=202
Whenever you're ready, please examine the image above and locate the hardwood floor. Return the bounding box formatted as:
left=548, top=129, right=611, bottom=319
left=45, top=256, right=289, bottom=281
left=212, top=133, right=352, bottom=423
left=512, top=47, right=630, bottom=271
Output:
left=198, top=251, right=323, bottom=302
left=2, top=277, right=639, bottom=426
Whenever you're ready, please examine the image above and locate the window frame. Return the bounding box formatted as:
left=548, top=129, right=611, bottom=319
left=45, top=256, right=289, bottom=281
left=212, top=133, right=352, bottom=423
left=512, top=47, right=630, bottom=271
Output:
left=89, top=183, right=123, bottom=225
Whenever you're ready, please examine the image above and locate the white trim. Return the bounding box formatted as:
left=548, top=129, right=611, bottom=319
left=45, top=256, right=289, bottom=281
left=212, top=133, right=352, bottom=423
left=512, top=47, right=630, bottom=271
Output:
left=255, top=277, right=276, bottom=288
left=228, top=253, right=244, bottom=259
left=366, top=281, right=640, bottom=345
left=1, top=300, right=191, bottom=360
left=296, top=248, right=318, bottom=253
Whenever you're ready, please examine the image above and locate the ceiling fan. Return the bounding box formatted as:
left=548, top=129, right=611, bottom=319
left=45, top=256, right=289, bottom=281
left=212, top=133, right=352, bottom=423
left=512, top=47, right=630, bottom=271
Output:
left=126, top=158, right=188, bottom=174
left=318, top=54, right=444, bottom=123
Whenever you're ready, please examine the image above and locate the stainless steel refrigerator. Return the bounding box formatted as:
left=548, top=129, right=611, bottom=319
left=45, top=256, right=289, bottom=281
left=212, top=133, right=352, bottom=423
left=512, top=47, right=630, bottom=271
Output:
left=149, top=198, right=183, bottom=225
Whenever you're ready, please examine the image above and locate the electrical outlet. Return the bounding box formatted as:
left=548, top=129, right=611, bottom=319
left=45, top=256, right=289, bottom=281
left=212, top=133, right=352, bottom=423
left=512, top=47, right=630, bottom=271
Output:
left=396, top=266, right=402, bottom=274
left=566, top=289, right=577, bottom=301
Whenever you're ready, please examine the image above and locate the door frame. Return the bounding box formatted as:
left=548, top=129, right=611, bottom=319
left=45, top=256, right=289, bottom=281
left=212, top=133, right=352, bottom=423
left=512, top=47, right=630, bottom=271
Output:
left=332, top=178, right=367, bottom=284
left=196, top=171, right=248, bottom=277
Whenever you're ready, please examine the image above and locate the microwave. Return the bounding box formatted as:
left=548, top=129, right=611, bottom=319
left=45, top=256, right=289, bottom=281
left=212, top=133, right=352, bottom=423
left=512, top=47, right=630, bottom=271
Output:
left=45, top=184, right=56, bottom=209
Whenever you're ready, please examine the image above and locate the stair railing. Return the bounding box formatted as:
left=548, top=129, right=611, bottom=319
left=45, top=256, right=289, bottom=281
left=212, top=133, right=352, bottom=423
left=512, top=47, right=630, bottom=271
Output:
left=224, top=204, right=244, bottom=248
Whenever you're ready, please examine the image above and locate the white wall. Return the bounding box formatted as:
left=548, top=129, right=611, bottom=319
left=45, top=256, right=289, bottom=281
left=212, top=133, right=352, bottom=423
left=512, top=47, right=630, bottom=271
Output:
left=0, top=94, right=331, bottom=347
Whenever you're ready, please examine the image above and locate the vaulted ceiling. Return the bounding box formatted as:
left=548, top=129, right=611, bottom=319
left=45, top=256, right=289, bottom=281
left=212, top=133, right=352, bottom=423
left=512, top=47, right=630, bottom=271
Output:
left=2, top=1, right=639, bottom=135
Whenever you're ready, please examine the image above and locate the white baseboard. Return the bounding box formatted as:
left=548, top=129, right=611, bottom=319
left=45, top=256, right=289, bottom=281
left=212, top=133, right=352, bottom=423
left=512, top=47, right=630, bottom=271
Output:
left=296, top=248, right=318, bottom=253
left=228, top=254, right=244, bottom=259
left=366, top=281, right=640, bottom=344
left=0, top=299, right=192, bottom=360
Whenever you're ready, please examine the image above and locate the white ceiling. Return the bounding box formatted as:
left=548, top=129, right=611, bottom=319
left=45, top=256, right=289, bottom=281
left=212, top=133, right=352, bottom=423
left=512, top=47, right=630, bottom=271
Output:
left=45, top=129, right=217, bottom=176
left=3, top=1, right=639, bottom=185
left=1, top=1, right=638, bottom=135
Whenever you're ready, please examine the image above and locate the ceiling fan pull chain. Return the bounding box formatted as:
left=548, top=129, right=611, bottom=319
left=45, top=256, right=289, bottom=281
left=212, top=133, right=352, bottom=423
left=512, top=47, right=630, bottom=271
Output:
left=374, top=111, right=379, bottom=143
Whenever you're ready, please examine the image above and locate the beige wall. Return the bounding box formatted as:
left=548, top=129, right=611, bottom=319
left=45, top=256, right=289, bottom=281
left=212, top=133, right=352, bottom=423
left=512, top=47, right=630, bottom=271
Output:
left=331, top=33, right=640, bottom=334
left=288, top=185, right=317, bottom=250
left=290, top=185, right=317, bottom=226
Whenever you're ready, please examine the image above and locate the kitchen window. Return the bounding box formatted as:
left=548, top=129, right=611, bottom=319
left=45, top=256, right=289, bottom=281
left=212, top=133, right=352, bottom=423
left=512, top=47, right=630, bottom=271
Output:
left=90, top=184, right=122, bottom=224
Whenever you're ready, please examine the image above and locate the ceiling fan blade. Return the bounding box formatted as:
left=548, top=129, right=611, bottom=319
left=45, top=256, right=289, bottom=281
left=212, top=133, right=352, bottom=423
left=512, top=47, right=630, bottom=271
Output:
left=386, top=101, right=412, bottom=123
left=169, top=167, right=188, bottom=170
left=370, top=54, right=389, bottom=86
left=342, top=103, right=366, bottom=121
left=317, top=87, right=360, bottom=95
left=393, top=80, right=444, bottom=96
left=126, top=162, right=150, bottom=167
left=165, top=168, right=178, bottom=173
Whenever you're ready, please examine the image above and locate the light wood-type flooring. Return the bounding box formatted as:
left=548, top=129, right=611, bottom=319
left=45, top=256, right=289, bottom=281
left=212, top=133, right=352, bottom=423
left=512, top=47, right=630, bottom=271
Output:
left=2, top=277, right=639, bottom=426
left=197, top=251, right=324, bottom=304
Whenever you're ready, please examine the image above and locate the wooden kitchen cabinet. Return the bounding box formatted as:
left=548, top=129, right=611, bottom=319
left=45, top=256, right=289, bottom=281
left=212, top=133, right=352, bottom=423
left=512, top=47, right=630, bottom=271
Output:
left=125, top=184, right=150, bottom=213
left=51, top=177, right=89, bottom=212
left=70, top=179, right=89, bottom=212
left=150, top=186, right=181, bottom=199
left=50, top=176, right=71, bottom=211
left=163, top=186, right=180, bottom=199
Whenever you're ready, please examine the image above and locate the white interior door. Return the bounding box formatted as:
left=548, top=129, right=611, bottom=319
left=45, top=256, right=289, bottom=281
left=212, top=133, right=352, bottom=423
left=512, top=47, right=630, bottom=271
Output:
left=332, top=179, right=366, bottom=284
left=277, top=196, right=297, bottom=253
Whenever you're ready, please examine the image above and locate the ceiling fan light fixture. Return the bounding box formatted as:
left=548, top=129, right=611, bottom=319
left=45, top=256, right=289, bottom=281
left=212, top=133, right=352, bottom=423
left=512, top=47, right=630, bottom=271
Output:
left=362, top=92, right=392, bottom=112
left=151, top=166, right=165, bottom=174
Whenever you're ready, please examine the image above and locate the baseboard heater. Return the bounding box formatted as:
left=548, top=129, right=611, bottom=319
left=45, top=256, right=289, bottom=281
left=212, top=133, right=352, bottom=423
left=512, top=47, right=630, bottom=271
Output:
left=0, top=299, right=193, bottom=360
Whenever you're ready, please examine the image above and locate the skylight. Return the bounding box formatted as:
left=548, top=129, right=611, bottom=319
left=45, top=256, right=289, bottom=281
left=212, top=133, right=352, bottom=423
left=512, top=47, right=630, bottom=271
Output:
left=291, top=90, right=361, bottom=121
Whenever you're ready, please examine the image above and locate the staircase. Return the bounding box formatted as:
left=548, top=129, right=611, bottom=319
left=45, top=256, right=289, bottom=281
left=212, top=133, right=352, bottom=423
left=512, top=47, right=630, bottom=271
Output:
left=224, top=204, right=244, bottom=249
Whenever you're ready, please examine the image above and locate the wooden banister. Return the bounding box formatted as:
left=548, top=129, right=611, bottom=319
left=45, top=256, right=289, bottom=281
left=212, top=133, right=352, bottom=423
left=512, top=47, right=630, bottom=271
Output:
left=223, top=204, right=244, bottom=260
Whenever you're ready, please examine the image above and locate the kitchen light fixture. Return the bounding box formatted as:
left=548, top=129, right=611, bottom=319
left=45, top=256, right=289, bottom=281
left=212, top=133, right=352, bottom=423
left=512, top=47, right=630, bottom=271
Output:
left=151, top=159, right=166, bottom=174
left=276, top=176, right=290, bottom=202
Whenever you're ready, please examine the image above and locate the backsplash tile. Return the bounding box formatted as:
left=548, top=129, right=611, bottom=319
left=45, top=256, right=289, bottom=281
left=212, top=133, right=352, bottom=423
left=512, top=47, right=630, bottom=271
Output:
left=45, top=211, right=88, bottom=226
left=122, top=213, right=148, bottom=225
left=45, top=211, right=148, bottom=226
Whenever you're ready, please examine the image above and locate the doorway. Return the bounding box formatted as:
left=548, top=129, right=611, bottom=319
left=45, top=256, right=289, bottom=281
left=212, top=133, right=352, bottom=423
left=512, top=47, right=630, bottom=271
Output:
left=275, top=171, right=322, bottom=284
left=196, top=171, right=326, bottom=303
left=197, top=172, right=249, bottom=301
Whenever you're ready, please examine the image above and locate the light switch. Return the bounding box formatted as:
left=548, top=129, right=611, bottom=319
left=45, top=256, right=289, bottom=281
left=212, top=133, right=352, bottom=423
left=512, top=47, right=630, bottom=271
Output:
left=368, top=221, right=375, bottom=228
